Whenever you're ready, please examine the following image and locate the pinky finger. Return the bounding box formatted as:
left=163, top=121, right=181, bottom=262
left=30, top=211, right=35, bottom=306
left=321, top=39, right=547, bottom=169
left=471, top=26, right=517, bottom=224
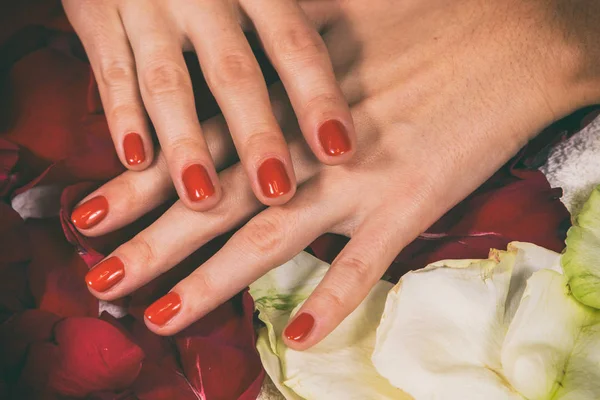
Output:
left=63, top=1, right=154, bottom=170
left=282, top=217, right=408, bottom=350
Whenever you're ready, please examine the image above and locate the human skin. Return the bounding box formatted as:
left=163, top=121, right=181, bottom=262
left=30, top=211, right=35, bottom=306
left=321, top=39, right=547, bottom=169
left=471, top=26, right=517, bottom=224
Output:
left=72, top=0, right=600, bottom=350
left=62, top=0, right=356, bottom=211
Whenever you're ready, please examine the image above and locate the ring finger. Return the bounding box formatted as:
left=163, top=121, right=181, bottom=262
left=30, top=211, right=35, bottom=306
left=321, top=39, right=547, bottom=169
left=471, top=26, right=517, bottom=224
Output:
left=119, top=1, right=221, bottom=210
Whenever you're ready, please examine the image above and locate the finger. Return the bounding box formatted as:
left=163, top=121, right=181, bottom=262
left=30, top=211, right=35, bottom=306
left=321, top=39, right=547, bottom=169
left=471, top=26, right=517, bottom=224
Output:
left=242, top=0, right=355, bottom=163
left=142, top=179, right=343, bottom=334
left=282, top=217, right=410, bottom=350
left=83, top=138, right=321, bottom=304
left=70, top=113, right=235, bottom=234
left=118, top=2, right=221, bottom=210
left=70, top=81, right=295, bottom=235
left=62, top=0, right=154, bottom=170
left=182, top=1, right=297, bottom=205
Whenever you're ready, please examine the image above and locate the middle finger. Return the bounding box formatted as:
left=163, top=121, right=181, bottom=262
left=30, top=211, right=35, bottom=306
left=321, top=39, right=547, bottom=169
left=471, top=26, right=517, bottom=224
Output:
left=180, top=0, right=298, bottom=205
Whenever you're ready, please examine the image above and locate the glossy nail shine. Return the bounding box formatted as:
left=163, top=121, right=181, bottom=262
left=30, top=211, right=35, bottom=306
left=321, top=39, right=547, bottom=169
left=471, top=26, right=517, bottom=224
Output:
left=145, top=292, right=182, bottom=326
left=123, top=132, right=146, bottom=165
left=318, top=120, right=351, bottom=156
left=71, top=196, right=109, bottom=229
left=257, top=158, right=291, bottom=198
left=182, top=164, right=215, bottom=201
left=284, top=313, right=315, bottom=342
left=86, top=257, right=125, bottom=292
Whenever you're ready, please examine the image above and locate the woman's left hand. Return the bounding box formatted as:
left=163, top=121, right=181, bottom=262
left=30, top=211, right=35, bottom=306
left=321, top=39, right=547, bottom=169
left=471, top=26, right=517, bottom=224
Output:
left=73, top=0, right=600, bottom=349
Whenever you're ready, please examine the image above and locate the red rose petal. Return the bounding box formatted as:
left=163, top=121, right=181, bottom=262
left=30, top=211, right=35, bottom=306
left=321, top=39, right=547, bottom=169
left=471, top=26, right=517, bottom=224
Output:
left=49, top=318, right=144, bottom=397
left=26, top=218, right=98, bottom=317
left=175, top=292, right=264, bottom=400
left=0, top=138, right=19, bottom=198
left=0, top=309, right=60, bottom=381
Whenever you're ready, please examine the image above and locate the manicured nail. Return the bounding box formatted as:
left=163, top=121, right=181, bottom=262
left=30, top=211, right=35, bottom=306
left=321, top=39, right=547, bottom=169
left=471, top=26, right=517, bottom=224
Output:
left=318, top=120, right=351, bottom=156
left=145, top=292, right=182, bottom=326
left=123, top=133, right=145, bottom=165
left=284, top=313, right=315, bottom=342
left=182, top=164, right=215, bottom=202
left=85, top=257, right=125, bottom=292
left=71, top=196, right=109, bottom=229
left=257, top=158, right=291, bottom=198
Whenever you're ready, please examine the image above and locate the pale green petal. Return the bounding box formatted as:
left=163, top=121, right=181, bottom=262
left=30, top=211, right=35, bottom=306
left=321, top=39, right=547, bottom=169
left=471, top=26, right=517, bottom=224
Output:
left=501, top=269, right=600, bottom=400
left=256, top=330, right=304, bottom=400
left=504, top=242, right=562, bottom=321
left=372, top=250, right=524, bottom=399
left=250, top=252, right=409, bottom=400
left=562, top=185, right=600, bottom=308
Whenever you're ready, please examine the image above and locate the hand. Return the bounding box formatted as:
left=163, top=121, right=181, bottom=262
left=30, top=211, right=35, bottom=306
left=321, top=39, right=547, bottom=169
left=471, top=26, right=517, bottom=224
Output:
left=75, top=0, right=600, bottom=349
left=62, top=0, right=356, bottom=214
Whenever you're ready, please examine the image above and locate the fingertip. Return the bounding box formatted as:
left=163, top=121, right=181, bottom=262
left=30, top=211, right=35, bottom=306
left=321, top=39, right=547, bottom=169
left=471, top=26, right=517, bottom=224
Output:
left=71, top=195, right=109, bottom=231
left=255, top=157, right=297, bottom=206
left=122, top=132, right=154, bottom=171
left=282, top=311, right=319, bottom=351
left=313, top=118, right=356, bottom=165
left=179, top=163, right=223, bottom=211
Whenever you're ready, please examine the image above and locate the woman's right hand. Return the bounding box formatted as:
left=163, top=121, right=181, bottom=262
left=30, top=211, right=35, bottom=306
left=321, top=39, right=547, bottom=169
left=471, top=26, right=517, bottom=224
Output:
left=62, top=0, right=355, bottom=215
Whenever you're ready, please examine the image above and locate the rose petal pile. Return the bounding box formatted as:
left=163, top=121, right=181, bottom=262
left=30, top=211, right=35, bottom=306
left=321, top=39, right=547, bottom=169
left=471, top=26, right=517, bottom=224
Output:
left=252, top=240, right=600, bottom=400
left=0, top=3, right=264, bottom=399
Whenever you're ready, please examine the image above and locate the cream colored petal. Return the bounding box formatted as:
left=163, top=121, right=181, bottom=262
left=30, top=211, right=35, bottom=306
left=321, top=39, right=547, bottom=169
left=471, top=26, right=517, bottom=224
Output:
left=501, top=269, right=600, bottom=400
left=372, top=251, right=524, bottom=399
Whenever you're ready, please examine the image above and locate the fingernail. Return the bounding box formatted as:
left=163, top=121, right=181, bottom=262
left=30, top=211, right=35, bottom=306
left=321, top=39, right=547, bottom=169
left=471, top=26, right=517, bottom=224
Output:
left=71, top=196, right=109, bottom=229
left=85, top=257, right=125, bottom=292
left=318, top=120, right=351, bottom=156
left=123, top=133, right=146, bottom=165
left=284, top=313, right=315, bottom=342
left=145, top=292, right=182, bottom=326
left=257, top=158, right=291, bottom=198
left=182, top=164, right=215, bottom=202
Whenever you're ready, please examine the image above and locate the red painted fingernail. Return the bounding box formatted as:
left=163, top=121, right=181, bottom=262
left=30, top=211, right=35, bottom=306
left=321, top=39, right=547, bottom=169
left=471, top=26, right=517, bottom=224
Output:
left=257, top=158, right=291, bottom=198
left=145, top=292, right=182, bottom=326
left=86, top=257, right=125, bottom=292
left=284, top=313, right=315, bottom=342
left=318, top=120, right=351, bottom=156
left=182, top=164, right=215, bottom=202
left=123, top=133, right=146, bottom=165
left=71, top=196, right=109, bottom=229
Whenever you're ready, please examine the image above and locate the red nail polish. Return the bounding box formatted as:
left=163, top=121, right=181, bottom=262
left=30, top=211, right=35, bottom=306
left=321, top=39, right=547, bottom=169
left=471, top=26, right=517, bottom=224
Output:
left=145, top=292, right=182, bottom=326
left=86, top=257, right=125, bottom=292
left=257, top=158, right=291, bottom=198
left=123, top=133, right=146, bottom=165
left=284, top=313, right=315, bottom=342
left=71, top=196, right=109, bottom=229
left=182, top=164, right=215, bottom=202
left=318, top=120, right=351, bottom=156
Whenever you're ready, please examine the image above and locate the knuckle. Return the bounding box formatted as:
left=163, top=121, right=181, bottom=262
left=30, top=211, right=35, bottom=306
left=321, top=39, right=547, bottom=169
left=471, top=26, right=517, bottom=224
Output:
left=188, top=271, right=217, bottom=296
left=316, top=289, right=346, bottom=309
left=126, top=235, right=157, bottom=268
left=208, top=52, right=259, bottom=88
left=98, top=60, right=135, bottom=89
left=167, top=136, right=204, bottom=158
left=142, top=60, right=190, bottom=97
left=274, top=25, right=326, bottom=62
left=304, top=92, right=342, bottom=114
left=108, top=103, right=140, bottom=122
left=242, top=212, right=286, bottom=254
left=340, top=256, right=372, bottom=278
left=244, top=130, right=281, bottom=153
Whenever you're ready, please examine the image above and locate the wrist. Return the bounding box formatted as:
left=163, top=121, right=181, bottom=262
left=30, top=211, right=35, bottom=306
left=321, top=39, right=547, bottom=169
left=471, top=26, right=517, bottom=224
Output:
left=541, top=0, right=600, bottom=110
